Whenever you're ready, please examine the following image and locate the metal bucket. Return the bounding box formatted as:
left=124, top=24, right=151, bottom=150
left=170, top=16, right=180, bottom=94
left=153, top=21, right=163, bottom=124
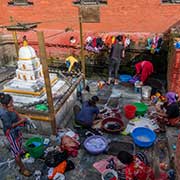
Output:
left=141, top=86, right=152, bottom=100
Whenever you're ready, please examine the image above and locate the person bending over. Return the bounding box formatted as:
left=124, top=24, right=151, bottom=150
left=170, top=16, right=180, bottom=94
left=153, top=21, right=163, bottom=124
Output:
left=65, top=55, right=80, bottom=73
left=156, top=92, right=179, bottom=127
left=134, top=60, right=154, bottom=86
left=75, top=96, right=102, bottom=128
left=0, top=93, right=31, bottom=177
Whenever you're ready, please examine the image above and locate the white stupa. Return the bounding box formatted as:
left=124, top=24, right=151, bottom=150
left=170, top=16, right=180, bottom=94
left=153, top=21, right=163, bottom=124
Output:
left=3, top=40, right=66, bottom=105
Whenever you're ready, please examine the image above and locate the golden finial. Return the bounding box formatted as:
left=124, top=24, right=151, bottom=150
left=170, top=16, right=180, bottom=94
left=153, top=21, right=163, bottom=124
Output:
left=23, top=35, right=28, bottom=46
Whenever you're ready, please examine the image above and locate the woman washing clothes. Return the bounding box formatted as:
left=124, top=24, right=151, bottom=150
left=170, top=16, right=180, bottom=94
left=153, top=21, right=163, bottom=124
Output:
left=156, top=92, right=180, bottom=130
left=133, top=60, right=154, bottom=86
left=0, top=93, right=31, bottom=177
left=74, top=95, right=102, bottom=128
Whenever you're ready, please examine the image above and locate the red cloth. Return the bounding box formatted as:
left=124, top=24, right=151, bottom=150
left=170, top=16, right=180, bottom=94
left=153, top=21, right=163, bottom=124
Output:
left=60, top=135, right=80, bottom=157
left=135, top=61, right=154, bottom=83
left=125, top=156, right=155, bottom=180
left=92, top=38, right=97, bottom=47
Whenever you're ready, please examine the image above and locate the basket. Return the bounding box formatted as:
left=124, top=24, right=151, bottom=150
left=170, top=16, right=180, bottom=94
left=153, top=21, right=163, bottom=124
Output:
left=131, top=127, right=156, bottom=148
left=25, top=137, right=44, bottom=158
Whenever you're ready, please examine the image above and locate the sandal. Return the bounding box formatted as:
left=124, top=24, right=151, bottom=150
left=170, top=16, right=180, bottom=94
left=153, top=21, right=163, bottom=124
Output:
left=19, top=169, right=32, bottom=177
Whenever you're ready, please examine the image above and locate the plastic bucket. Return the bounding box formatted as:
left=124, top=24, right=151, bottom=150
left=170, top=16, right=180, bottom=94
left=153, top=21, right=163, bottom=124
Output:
left=25, top=137, right=44, bottom=158
left=141, top=86, right=152, bottom=100
left=124, top=104, right=136, bottom=119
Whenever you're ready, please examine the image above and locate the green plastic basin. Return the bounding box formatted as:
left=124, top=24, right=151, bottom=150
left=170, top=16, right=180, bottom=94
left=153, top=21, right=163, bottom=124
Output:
left=25, top=137, right=44, bottom=158
left=131, top=102, right=148, bottom=116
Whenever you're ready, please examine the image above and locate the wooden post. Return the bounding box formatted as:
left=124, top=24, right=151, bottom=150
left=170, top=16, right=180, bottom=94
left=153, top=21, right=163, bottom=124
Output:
left=10, top=17, right=19, bottom=57
left=37, top=31, right=57, bottom=135
left=79, top=15, right=86, bottom=87
left=12, top=31, right=19, bottom=57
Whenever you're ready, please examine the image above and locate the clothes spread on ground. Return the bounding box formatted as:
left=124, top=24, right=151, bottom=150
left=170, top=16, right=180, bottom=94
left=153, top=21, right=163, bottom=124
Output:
left=76, top=101, right=99, bottom=126
left=48, top=160, right=67, bottom=180
left=60, top=135, right=80, bottom=157
left=123, top=156, right=154, bottom=180
left=135, top=61, right=154, bottom=83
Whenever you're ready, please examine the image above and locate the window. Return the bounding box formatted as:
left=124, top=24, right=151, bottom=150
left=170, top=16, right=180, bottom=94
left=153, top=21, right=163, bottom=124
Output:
left=73, top=0, right=107, bottom=5
left=8, top=0, right=33, bottom=6
left=162, top=0, right=180, bottom=3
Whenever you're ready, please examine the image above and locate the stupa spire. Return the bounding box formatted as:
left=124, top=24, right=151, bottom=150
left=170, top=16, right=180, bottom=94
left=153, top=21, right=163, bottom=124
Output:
left=23, top=35, right=28, bottom=46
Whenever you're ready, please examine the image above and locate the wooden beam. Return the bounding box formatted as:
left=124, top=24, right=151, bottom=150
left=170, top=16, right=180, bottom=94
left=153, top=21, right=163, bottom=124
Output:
left=20, top=114, right=50, bottom=121
left=37, top=31, right=57, bottom=135
left=79, top=15, right=86, bottom=88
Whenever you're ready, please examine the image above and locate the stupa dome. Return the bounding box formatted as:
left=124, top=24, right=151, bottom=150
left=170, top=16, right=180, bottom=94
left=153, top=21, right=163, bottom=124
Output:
left=18, top=45, right=37, bottom=60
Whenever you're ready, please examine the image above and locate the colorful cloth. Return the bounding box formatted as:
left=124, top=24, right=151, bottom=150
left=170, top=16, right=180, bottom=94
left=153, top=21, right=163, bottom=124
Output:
left=60, top=135, right=80, bottom=157
left=125, top=156, right=155, bottom=180
left=165, top=92, right=178, bottom=104
left=0, top=108, right=24, bottom=158
left=6, top=128, right=24, bottom=158
left=135, top=61, right=154, bottom=83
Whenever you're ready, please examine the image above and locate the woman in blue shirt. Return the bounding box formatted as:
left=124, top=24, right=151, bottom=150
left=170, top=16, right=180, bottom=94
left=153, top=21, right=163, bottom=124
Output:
left=0, top=93, right=31, bottom=177
left=75, top=96, right=100, bottom=127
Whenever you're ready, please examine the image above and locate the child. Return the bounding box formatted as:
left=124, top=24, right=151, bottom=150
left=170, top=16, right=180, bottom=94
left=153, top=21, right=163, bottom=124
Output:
left=0, top=93, right=31, bottom=177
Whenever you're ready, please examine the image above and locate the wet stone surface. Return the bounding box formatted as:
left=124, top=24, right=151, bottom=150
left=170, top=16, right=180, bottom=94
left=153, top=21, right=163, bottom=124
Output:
left=0, top=82, right=177, bottom=179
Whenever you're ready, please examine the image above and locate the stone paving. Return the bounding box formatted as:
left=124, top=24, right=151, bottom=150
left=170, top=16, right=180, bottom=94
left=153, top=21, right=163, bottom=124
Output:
left=0, top=82, right=178, bottom=180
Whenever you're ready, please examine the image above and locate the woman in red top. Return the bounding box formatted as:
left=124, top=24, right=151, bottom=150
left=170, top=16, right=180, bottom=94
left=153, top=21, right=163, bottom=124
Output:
left=117, top=151, right=155, bottom=180
left=135, top=61, right=154, bottom=85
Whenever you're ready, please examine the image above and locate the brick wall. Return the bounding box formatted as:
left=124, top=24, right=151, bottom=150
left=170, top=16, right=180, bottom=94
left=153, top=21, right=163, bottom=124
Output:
left=168, top=49, right=180, bottom=95
left=0, top=0, right=180, bottom=33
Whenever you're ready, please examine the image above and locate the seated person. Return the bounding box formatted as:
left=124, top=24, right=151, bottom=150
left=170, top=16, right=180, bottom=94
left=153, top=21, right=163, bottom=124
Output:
left=134, top=60, right=154, bottom=86
left=156, top=92, right=179, bottom=127
left=65, top=55, right=80, bottom=72
left=117, top=151, right=155, bottom=180
left=75, top=96, right=101, bottom=128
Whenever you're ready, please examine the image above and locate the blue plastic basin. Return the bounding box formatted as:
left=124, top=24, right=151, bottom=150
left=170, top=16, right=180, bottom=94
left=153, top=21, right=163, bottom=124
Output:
left=131, top=127, right=156, bottom=148
left=119, top=74, right=132, bottom=82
